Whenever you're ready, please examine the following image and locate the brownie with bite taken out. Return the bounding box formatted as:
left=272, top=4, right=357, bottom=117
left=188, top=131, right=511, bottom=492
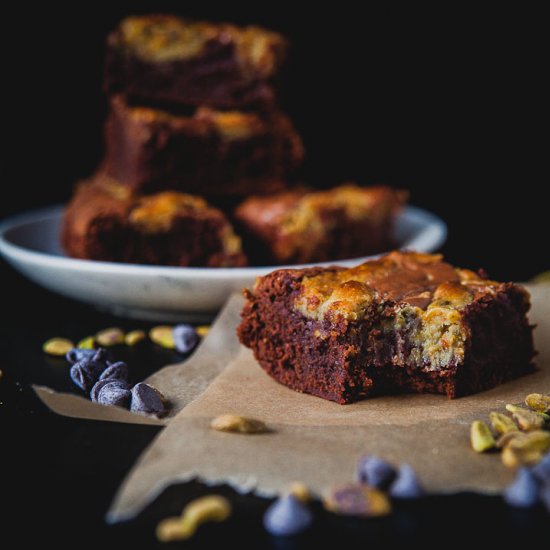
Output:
left=238, top=251, right=535, bottom=403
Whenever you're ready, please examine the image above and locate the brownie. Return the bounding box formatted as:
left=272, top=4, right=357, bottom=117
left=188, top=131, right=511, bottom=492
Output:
left=62, top=174, right=247, bottom=267
left=234, top=185, right=407, bottom=265
left=104, top=14, right=287, bottom=108
left=102, top=95, right=304, bottom=197
left=238, top=251, right=535, bottom=403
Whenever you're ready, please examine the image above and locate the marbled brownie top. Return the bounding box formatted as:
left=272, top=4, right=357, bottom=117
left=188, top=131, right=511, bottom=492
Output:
left=71, top=176, right=243, bottom=255
left=293, top=251, right=518, bottom=322
left=236, top=185, right=406, bottom=262
left=110, top=14, right=287, bottom=75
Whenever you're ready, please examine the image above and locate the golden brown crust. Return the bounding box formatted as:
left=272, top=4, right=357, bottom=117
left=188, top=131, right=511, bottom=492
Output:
left=111, top=14, right=287, bottom=76
left=235, top=185, right=407, bottom=264
left=62, top=174, right=246, bottom=266
left=129, top=192, right=209, bottom=234
left=294, top=251, right=506, bottom=321
left=238, top=252, right=534, bottom=402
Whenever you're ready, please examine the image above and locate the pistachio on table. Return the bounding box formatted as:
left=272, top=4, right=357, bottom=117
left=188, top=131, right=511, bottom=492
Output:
left=505, top=404, right=547, bottom=431
left=284, top=481, right=310, bottom=504
left=495, top=431, right=523, bottom=449
left=156, top=517, right=187, bottom=543
left=43, top=337, right=75, bottom=356
left=95, top=327, right=125, bottom=347
left=323, top=484, right=391, bottom=517
left=125, top=329, right=146, bottom=347
left=196, top=325, right=210, bottom=338
left=76, top=336, right=95, bottom=350
left=156, top=495, right=231, bottom=542
left=525, top=393, right=550, bottom=414
left=471, top=392, right=550, bottom=470
left=501, top=430, right=550, bottom=468
left=210, top=414, right=269, bottom=434
left=149, top=326, right=176, bottom=350
left=470, top=420, right=495, bottom=452
left=489, top=412, right=518, bottom=435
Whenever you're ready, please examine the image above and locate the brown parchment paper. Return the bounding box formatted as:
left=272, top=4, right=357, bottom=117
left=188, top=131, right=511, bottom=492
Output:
left=33, top=294, right=243, bottom=425
left=107, top=284, right=550, bottom=522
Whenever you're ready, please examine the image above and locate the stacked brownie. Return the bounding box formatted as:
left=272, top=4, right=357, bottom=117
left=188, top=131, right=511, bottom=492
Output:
left=63, top=14, right=405, bottom=267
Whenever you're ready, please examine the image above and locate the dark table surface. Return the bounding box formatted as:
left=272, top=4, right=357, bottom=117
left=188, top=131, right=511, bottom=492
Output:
left=2, top=256, right=549, bottom=549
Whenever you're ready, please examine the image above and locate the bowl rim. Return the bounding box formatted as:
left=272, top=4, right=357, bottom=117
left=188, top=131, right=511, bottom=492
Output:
left=0, top=204, right=447, bottom=279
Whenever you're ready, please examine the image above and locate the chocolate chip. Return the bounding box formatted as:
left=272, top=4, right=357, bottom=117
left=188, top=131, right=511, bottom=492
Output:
left=263, top=495, right=312, bottom=537
left=70, top=362, right=93, bottom=391
left=70, top=361, right=102, bottom=392
left=503, top=467, right=540, bottom=508
left=69, top=348, right=111, bottom=391
left=531, top=453, right=550, bottom=485
left=97, top=382, right=132, bottom=408
left=90, top=379, right=129, bottom=402
left=357, top=455, right=396, bottom=489
left=389, top=464, right=425, bottom=499
left=99, top=361, right=128, bottom=382
left=90, top=379, right=111, bottom=402
left=130, top=382, right=165, bottom=417
left=173, top=324, right=199, bottom=354
left=65, top=348, right=96, bottom=364
left=91, top=347, right=112, bottom=365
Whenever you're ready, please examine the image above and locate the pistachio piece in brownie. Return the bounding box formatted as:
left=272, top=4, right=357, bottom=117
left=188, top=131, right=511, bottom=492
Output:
left=234, top=185, right=407, bottom=265
left=62, top=174, right=247, bottom=267
left=104, top=14, right=288, bottom=108
left=238, top=251, right=535, bottom=403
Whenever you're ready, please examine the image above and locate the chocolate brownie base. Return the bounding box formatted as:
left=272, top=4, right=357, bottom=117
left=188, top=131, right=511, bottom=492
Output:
left=238, top=252, right=535, bottom=403
left=102, top=95, right=304, bottom=197
left=234, top=185, right=406, bottom=265
left=62, top=175, right=247, bottom=267
left=104, top=15, right=287, bottom=109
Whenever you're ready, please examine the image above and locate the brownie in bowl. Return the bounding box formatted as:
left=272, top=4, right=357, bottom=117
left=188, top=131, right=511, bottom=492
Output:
left=238, top=251, right=535, bottom=403
left=234, top=185, right=407, bottom=265
left=62, top=174, right=247, bottom=267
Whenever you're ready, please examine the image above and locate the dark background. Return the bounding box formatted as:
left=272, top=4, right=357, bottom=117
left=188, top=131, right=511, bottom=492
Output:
left=2, top=3, right=547, bottom=280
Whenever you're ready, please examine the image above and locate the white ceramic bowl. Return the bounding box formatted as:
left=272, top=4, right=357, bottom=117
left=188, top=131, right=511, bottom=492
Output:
left=0, top=205, right=446, bottom=321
